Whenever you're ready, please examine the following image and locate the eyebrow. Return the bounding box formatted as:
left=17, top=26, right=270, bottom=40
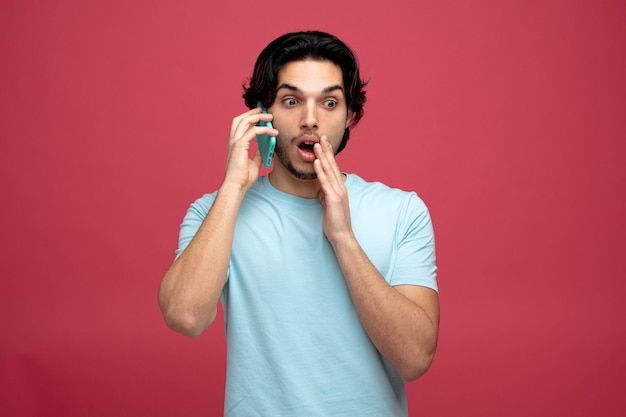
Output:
left=276, top=83, right=344, bottom=95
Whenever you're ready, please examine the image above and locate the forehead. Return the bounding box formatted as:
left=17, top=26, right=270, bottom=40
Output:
left=276, top=59, right=344, bottom=91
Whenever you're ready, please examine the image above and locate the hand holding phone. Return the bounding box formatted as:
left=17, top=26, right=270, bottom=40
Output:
left=256, top=102, right=276, bottom=168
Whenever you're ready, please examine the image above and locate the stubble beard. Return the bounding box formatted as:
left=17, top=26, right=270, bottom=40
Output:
left=273, top=135, right=318, bottom=180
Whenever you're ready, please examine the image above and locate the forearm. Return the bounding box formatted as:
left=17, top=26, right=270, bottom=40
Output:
left=331, top=235, right=439, bottom=381
left=158, top=183, right=245, bottom=337
left=159, top=108, right=273, bottom=336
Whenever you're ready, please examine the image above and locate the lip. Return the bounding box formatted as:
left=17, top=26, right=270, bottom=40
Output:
left=295, top=134, right=319, bottom=162
left=295, top=134, right=320, bottom=147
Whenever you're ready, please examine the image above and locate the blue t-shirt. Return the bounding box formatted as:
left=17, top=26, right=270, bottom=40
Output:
left=176, top=174, right=437, bottom=417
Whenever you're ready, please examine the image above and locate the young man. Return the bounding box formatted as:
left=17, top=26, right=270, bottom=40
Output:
left=159, top=31, right=439, bottom=416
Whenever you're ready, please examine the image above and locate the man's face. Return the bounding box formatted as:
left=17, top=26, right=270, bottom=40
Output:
left=268, top=59, right=352, bottom=180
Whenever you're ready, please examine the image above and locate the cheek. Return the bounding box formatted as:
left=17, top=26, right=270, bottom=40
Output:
left=270, top=113, right=291, bottom=135
left=273, top=122, right=290, bottom=142
left=328, top=116, right=349, bottom=138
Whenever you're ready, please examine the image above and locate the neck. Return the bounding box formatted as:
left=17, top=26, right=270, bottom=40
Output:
left=268, top=170, right=321, bottom=199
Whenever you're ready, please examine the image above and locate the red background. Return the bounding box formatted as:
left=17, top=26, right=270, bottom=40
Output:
left=2, top=1, right=625, bottom=416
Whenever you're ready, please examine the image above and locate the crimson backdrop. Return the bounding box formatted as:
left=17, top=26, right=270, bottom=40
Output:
left=2, top=1, right=625, bottom=416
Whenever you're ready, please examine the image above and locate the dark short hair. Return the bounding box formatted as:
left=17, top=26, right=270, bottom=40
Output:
left=243, top=31, right=367, bottom=153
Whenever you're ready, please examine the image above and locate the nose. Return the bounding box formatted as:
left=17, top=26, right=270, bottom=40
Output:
left=300, top=101, right=318, bottom=129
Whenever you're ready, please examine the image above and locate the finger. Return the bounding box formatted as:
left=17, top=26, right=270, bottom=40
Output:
left=230, top=108, right=256, bottom=139
left=313, top=158, right=331, bottom=196
left=314, top=136, right=342, bottom=184
left=251, top=149, right=263, bottom=169
left=230, top=120, right=276, bottom=154
left=314, top=154, right=342, bottom=200
left=313, top=155, right=325, bottom=179
left=230, top=124, right=279, bottom=161
left=230, top=110, right=274, bottom=144
left=230, top=107, right=262, bottom=139
left=226, top=120, right=277, bottom=168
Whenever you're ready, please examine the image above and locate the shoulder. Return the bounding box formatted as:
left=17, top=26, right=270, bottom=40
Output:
left=185, top=178, right=269, bottom=218
left=346, top=174, right=429, bottom=214
left=184, top=191, right=218, bottom=219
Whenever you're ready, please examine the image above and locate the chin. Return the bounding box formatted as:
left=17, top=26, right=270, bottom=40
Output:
left=287, top=163, right=318, bottom=180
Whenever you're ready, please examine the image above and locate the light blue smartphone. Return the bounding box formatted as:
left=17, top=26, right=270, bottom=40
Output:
left=256, top=102, right=276, bottom=168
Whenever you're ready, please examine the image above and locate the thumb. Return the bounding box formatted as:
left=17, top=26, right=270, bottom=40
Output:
left=252, top=149, right=263, bottom=169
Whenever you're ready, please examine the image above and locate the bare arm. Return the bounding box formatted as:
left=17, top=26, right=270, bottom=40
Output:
left=158, top=108, right=278, bottom=337
left=329, top=239, right=439, bottom=381
left=313, top=137, right=439, bottom=381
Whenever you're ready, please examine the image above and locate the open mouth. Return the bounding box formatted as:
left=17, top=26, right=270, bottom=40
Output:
left=298, top=141, right=316, bottom=154
left=296, top=137, right=318, bottom=162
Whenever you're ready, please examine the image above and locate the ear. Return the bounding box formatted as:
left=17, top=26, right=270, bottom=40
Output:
left=345, top=109, right=353, bottom=129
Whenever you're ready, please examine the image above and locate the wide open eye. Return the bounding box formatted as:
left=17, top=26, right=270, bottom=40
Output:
left=323, top=99, right=338, bottom=108
left=283, top=98, right=297, bottom=106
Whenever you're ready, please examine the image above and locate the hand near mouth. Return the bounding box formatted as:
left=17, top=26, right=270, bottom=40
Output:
left=313, top=136, right=353, bottom=244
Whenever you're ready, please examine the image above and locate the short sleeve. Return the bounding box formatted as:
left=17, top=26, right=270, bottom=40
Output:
left=389, top=193, right=438, bottom=292
left=174, top=193, right=217, bottom=259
